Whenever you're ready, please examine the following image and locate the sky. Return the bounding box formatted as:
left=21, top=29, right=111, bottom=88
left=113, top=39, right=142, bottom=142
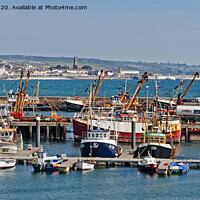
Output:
left=1, top=0, right=200, bottom=65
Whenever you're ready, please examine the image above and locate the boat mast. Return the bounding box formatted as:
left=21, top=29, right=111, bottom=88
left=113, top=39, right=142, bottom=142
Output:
left=124, top=79, right=127, bottom=94
left=155, top=75, right=158, bottom=111
left=88, top=82, right=93, bottom=130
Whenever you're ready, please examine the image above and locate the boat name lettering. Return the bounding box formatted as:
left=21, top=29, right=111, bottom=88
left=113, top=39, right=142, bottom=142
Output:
left=93, top=143, right=98, bottom=148
left=109, top=145, right=115, bottom=149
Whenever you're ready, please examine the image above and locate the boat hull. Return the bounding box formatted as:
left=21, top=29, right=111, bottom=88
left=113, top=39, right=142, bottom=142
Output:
left=134, top=144, right=172, bottom=159
left=81, top=141, right=118, bottom=158
left=65, top=101, right=84, bottom=112
left=73, top=118, right=181, bottom=143
left=0, top=143, right=18, bottom=154
left=23, top=103, right=51, bottom=111
left=0, top=159, right=16, bottom=169
left=76, top=161, right=95, bottom=170
left=169, top=162, right=189, bottom=174
left=138, top=164, right=157, bottom=172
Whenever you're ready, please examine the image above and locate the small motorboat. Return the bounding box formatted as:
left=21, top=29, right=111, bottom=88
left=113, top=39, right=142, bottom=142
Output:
left=0, top=159, right=16, bottom=169
left=32, top=149, right=63, bottom=171
left=169, top=162, right=189, bottom=174
left=138, top=152, right=157, bottom=172
left=76, top=160, right=95, bottom=170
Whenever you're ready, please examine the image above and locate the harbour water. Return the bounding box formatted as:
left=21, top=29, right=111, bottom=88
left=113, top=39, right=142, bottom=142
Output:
left=1, top=79, right=200, bottom=199
left=0, top=140, right=200, bottom=199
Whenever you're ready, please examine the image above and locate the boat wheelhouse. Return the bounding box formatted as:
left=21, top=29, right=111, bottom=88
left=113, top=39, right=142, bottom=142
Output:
left=0, top=128, right=23, bottom=154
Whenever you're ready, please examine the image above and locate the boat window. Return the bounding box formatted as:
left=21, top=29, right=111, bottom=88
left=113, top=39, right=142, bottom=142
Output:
left=5, top=132, right=8, bottom=136
left=145, top=137, right=149, bottom=142
left=155, top=137, right=159, bottom=142
left=1, top=132, right=4, bottom=136
left=160, top=137, right=164, bottom=143
left=96, top=133, right=98, bottom=138
left=194, top=110, right=200, bottom=114
left=9, top=132, right=12, bottom=136
left=92, top=133, right=94, bottom=137
left=38, top=154, right=43, bottom=159
left=88, top=133, right=90, bottom=137
left=100, top=133, right=103, bottom=138
left=53, top=160, right=58, bottom=162
left=104, top=134, right=106, bottom=138
left=151, top=137, right=154, bottom=142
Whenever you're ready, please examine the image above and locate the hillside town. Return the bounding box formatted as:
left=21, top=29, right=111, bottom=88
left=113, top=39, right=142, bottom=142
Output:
left=0, top=56, right=198, bottom=80
left=0, top=56, right=140, bottom=79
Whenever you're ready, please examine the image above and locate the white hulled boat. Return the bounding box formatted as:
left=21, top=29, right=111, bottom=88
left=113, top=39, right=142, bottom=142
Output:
left=0, top=159, right=16, bottom=169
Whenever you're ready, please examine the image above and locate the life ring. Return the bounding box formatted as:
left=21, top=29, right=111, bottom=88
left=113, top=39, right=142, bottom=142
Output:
left=32, top=157, right=39, bottom=164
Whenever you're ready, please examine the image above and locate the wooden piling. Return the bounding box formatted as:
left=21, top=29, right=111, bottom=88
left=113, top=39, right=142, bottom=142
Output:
left=185, top=126, right=189, bottom=142
left=46, top=125, right=49, bottom=138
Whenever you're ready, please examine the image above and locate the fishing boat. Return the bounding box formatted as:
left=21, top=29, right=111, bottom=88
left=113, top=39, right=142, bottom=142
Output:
left=0, top=159, right=16, bottom=169
left=81, top=129, right=120, bottom=158
left=134, top=125, right=173, bottom=159
left=0, top=128, right=23, bottom=154
left=138, top=152, right=157, bottom=172
left=76, top=160, right=95, bottom=170
left=32, top=149, right=63, bottom=171
left=65, top=99, right=85, bottom=112
left=169, top=162, right=189, bottom=174
left=73, top=72, right=181, bottom=143
left=7, top=80, right=51, bottom=112
left=73, top=112, right=181, bottom=143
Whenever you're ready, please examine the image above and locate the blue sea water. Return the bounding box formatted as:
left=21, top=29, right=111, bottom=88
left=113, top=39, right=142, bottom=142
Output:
left=1, top=78, right=200, bottom=98
left=0, top=141, right=200, bottom=200
left=0, top=79, right=200, bottom=199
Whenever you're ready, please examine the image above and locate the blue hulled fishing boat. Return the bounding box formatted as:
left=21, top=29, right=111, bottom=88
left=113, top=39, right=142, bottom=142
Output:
left=80, top=129, right=120, bottom=158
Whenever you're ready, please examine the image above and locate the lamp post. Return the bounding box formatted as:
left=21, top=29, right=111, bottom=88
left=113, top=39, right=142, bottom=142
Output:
left=146, top=86, right=149, bottom=114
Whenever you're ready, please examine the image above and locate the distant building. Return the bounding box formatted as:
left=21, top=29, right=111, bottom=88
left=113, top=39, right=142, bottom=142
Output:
left=73, top=57, right=78, bottom=69
left=120, top=70, right=139, bottom=75
left=118, top=67, right=122, bottom=74
left=88, top=70, right=98, bottom=76
left=82, top=65, right=92, bottom=71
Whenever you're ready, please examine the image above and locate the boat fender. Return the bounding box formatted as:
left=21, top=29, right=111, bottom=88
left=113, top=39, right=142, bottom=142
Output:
left=32, top=157, right=39, bottom=164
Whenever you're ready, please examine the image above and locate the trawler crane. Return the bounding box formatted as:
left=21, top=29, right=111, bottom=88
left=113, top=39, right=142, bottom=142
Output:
left=177, top=72, right=199, bottom=105
left=125, top=72, right=148, bottom=111
left=11, top=71, right=30, bottom=119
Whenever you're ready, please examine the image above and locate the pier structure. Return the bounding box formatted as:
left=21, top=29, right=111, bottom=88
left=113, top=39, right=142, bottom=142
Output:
left=10, top=120, right=72, bottom=140
left=181, top=123, right=200, bottom=142
left=2, top=148, right=200, bottom=173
